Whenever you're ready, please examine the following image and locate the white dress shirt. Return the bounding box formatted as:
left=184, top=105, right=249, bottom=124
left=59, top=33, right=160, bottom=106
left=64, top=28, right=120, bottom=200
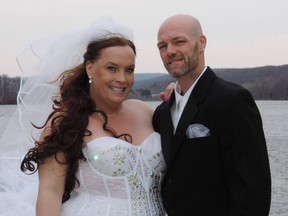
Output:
left=171, top=67, right=207, bottom=133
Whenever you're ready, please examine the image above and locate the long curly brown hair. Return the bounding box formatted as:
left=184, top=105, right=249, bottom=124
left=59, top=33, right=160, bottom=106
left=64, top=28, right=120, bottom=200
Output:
left=20, top=36, right=136, bottom=202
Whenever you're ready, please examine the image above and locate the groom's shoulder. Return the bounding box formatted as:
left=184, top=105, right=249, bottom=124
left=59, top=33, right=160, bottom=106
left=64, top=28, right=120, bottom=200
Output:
left=156, top=100, right=170, bottom=111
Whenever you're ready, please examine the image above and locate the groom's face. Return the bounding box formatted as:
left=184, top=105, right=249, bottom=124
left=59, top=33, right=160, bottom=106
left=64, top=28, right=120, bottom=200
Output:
left=157, top=23, right=200, bottom=78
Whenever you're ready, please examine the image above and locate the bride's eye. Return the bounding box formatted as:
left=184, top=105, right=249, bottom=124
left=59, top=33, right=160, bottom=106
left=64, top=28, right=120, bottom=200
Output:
left=126, top=67, right=135, bottom=74
left=107, top=66, right=117, bottom=72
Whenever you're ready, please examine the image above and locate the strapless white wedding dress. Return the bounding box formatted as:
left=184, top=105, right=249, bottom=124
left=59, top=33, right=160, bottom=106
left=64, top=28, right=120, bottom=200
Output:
left=0, top=132, right=166, bottom=216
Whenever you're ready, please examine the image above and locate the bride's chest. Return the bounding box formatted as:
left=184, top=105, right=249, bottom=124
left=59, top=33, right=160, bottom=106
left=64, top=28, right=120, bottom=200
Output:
left=80, top=134, right=166, bottom=178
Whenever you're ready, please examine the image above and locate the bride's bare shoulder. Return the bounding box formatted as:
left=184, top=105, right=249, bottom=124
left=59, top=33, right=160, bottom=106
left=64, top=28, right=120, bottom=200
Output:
left=124, top=99, right=154, bottom=115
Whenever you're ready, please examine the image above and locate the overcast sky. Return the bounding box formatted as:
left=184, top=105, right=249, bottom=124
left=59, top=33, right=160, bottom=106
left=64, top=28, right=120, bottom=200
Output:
left=1, top=0, right=288, bottom=76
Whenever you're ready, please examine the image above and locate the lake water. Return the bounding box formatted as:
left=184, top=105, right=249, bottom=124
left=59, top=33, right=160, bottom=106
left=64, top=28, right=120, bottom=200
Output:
left=0, top=101, right=287, bottom=215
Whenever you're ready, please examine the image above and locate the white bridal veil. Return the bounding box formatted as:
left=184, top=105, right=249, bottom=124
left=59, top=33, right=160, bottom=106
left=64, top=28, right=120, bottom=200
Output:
left=0, top=17, right=133, bottom=215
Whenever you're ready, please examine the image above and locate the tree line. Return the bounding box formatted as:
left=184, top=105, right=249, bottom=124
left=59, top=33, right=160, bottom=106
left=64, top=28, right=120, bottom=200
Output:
left=0, top=75, right=19, bottom=104
left=132, top=65, right=288, bottom=101
left=1, top=64, right=288, bottom=104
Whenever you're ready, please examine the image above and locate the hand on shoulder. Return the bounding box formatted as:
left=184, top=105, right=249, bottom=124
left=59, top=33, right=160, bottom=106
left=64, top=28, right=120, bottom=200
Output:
left=159, top=82, right=175, bottom=101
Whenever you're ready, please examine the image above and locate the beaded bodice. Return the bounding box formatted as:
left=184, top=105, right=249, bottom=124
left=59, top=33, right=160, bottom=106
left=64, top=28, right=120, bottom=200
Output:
left=61, top=132, right=166, bottom=216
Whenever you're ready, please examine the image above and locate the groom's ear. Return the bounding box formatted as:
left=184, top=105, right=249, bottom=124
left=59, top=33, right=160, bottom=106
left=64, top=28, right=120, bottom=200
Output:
left=199, top=35, right=207, bottom=51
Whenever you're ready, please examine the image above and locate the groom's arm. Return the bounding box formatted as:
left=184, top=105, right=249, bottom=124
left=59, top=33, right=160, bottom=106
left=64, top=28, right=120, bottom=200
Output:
left=220, top=89, right=271, bottom=215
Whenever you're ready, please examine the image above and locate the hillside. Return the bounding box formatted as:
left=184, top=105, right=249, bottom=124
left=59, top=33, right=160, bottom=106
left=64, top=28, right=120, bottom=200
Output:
left=1, top=65, right=288, bottom=104
left=131, top=64, right=288, bottom=100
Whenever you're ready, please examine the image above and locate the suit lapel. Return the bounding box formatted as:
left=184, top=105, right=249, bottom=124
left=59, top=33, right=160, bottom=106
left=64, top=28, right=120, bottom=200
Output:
left=167, top=67, right=216, bottom=167
left=168, top=93, right=198, bottom=167
left=159, top=92, right=175, bottom=164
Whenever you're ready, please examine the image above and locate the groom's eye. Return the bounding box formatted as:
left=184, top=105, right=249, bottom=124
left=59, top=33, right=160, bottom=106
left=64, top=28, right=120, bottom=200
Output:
left=158, top=43, right=167, bottom=51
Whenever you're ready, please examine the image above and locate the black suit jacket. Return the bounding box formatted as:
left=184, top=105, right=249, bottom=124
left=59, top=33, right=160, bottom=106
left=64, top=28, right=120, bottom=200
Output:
left=153, top=67, right=271, bottom=216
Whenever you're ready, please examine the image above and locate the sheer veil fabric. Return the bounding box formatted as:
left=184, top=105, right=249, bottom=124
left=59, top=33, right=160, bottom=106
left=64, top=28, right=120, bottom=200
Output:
left=0, top=17, right=134, bottom=215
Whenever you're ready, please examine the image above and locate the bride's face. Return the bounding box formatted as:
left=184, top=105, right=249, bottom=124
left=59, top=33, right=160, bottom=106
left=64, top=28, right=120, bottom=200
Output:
left=86, top=45, right=135, bottom=109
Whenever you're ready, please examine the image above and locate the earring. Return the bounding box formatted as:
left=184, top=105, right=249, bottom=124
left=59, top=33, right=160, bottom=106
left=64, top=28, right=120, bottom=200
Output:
left=88, top=76, right=93, bottom=84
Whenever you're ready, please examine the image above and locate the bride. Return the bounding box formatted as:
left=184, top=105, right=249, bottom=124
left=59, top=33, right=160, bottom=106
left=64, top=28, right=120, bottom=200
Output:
left=0, top=17, right=166, bottom=216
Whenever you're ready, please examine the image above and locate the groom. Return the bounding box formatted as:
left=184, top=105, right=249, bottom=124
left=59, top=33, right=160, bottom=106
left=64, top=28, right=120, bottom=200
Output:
left=153, top=14, right=271, bottom=215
